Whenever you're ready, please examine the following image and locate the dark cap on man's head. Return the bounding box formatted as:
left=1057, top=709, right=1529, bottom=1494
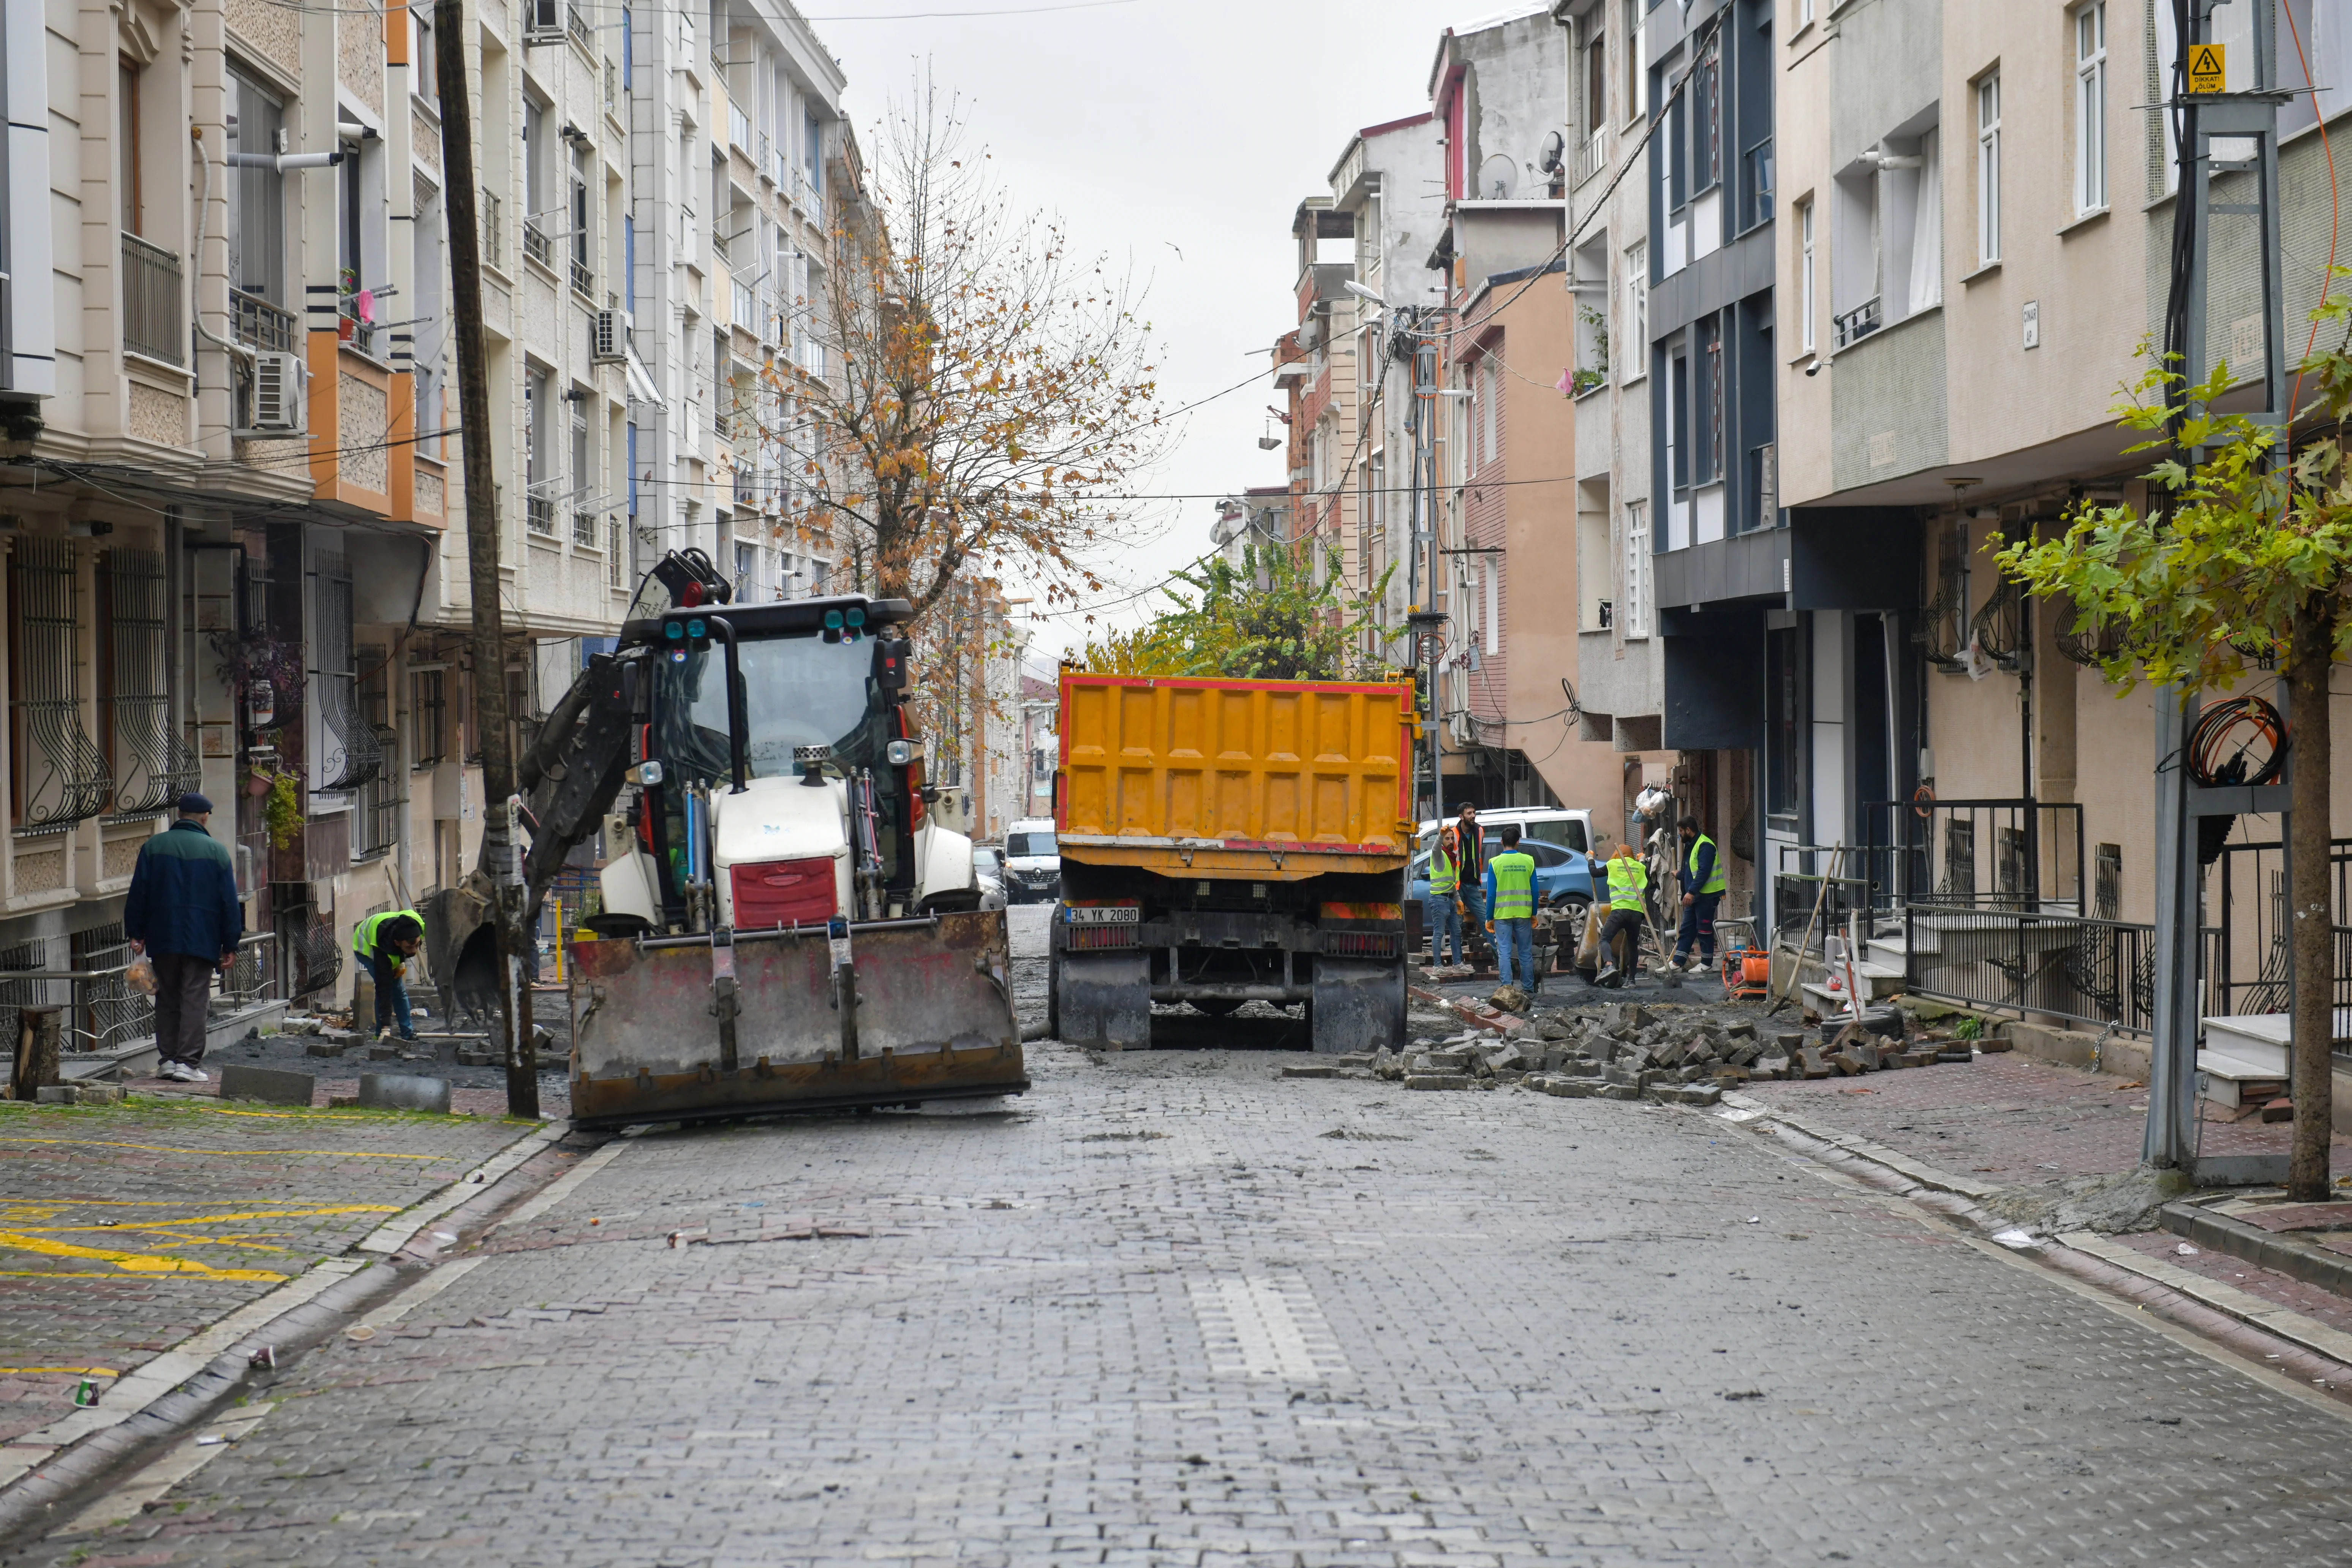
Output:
left=178, top=792, right=214, bottom=816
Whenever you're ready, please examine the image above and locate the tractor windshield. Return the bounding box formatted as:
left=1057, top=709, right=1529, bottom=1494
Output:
left=652, top=632, right=891, bottom=784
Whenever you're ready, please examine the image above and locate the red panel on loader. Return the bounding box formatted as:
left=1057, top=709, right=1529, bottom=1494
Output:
left=730, top=857, right=837, bottom=927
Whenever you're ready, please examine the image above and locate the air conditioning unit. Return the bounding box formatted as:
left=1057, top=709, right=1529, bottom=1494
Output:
left=250, top=351, right=306, bottom=434
left=592, top=309, right=626, bottom=364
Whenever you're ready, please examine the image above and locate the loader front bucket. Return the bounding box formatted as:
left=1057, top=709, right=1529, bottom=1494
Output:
left=564, top=909, right=1027, bottom=1128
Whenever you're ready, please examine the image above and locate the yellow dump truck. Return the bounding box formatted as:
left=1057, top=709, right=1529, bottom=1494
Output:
left=1049, top=672, right=1414, bottom=1052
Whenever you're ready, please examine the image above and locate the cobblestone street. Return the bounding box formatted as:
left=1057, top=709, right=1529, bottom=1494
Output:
left=15, top=918, right=2352, bottom=1566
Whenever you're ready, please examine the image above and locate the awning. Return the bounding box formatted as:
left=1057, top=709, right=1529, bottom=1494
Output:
left=624, top=343, right=664, bottom=407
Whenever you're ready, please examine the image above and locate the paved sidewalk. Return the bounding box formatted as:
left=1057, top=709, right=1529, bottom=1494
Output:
left=1740, top=1050, right=2350, bottom=1186
left=0, top=1095, right=539, bottom=1449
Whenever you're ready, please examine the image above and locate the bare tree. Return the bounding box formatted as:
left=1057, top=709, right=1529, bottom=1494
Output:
left=776, top=77, right=1164, bottom=620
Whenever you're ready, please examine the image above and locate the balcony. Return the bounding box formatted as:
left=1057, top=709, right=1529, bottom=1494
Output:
left=1573, top=131, right=1607, bottom=189
left=573, top=508, right=598, bottom=545
left=523, top=218, right=553, bottom=270
left=230, top=289, right=297, bottom=353
left=121, top=233, right=184, bottom=366
left=1833, top=296, right=1882, bottom=349
left=526, top=493, right=555, bottom=535
left=570, top=257, right=595, bottom=299
left=566, top=0, right=591, bottom=49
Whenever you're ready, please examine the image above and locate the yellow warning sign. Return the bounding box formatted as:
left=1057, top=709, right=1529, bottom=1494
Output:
left=2187, top=42, right=2227, bottom=94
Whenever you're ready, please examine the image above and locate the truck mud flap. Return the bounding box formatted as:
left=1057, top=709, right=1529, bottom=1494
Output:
left=1056, top=950, right=1150, bottom=1051
left=1311, top=957, right=1405, bottom=1055
left=565, top=910, right=1026, bottom=1127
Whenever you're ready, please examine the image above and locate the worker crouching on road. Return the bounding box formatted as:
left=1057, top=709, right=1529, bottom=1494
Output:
left=1593, top=842, right=1650, bottom=985
left=1483, top=825, right=1539, bottom=992
left=353, top=909, right=425, bottom=1043
left=1673, top=814, right=1726, bottom=974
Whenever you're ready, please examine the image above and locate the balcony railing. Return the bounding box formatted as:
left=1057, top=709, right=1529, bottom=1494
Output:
left=730, top=103, right=752, bottom=152
left=230, top=289, right=297, bottom=352
left=570, top=258, right=595, bottom=299
left=1833, top=295, right=1882, bottom=349
left=121, top=232, right=184, bottom=366
left=523, top=218, right=553, bottom=269
left=573, top=508, right=598, bottom=545
left=1573, top=131, right=1607, bottom=188
left=526, top=492, right=555, bottom=534
left=608, top=515, right=627, bottom=586
left=566, top=0, right=591, bottom=48
left=605, top=60, right=618, bottom=114
left=481, top=187, right=505, bottom=270
left=757, top=131, right=774, bottom=183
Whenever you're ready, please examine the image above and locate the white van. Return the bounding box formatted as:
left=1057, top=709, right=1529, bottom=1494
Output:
left=1002, top=817, right=1061, bottom=904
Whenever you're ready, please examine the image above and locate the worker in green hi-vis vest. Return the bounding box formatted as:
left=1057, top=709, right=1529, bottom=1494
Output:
left=1594, top=842, right=1650, bottom=985
left=1425, top=827, right=1467, bottom=966
left=352, top=908, right=425, bottom=1042
left=1672, top=814, right=1728, bottom=974
left=1482, top=824, right=1538, bottom=991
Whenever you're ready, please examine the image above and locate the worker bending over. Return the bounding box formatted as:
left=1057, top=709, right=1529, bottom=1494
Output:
left=352, top=909, right=425, bottom=1043
left=1594, top=842, right=1649, bottom=985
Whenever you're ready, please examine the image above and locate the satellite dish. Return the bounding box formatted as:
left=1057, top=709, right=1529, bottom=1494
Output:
left=1479, top=153, right=1518, bottom=199
left=1537, top=130, right=1566, bottom=175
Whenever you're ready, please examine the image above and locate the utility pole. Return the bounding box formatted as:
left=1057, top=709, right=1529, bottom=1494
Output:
left=1405, top=324, right=1445, bottom=825
left=2146, top=0, right=2287, bottom=1178
left=435, top=0, right=537, bottom=1117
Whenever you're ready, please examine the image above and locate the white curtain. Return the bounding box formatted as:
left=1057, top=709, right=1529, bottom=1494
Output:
left=1908, top=128, right=1943, bottom=314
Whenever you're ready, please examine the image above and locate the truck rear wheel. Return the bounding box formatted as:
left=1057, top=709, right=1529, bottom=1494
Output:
left=1310, top=957, right=1406, bottom=1056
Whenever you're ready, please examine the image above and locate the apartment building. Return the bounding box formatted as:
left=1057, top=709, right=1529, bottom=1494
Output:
left=629, top=0, right=845, bottom=605
left=1325, top=111, right=1445, bottom=670
left=1427, top=9, right=1647, bottom=815
left=1636, top=0, right=1777, bottom=915
left=1552, top=0, right=1664, bottom=851
left=1274, top=198, right=1364, bottom=604
left=0, top=0, right=855, bottom=1050
left=1766, top=0, right=2352, bottom=1027
left=1210, top=488, right=1295, bottom=570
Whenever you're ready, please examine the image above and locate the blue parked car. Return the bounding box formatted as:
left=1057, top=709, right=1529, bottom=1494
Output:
left=1408, top=837, right=1596, bottom=920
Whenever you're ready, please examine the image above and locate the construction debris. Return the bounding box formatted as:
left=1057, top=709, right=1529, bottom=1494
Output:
left=1314, top=996, right=1981, bottom=1108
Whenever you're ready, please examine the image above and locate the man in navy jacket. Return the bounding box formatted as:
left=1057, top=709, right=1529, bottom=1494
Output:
left=123, top=793, right=243, bottom=1083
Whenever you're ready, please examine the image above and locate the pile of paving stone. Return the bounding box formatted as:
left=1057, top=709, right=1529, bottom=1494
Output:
left=1291, top=1000, right=1981, bottom=1108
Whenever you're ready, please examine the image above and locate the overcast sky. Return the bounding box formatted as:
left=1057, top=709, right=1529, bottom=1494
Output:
left=810, top=0, right=1546, bottom=665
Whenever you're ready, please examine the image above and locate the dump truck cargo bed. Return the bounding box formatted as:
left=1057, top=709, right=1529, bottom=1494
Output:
left=1057, top=674, right=1413, bottom=879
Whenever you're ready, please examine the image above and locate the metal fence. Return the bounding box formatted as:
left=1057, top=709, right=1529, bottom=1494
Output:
left=1862, top=797, right=2085, bottom=915
left=1904, top=910, right=2160, bottom=1035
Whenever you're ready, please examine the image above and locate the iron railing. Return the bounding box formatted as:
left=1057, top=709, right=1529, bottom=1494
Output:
left=573, top=508, right=598, bottom=546
left=1904, top=909, right=2160, bottom=1035
left=121, top=232, right=185, bottom=365
left=1861, top=797, right=2085, bottom=915
left=0, top=943, right=158, bottom=1056
left=221, top=931, right=286, bottom=1007
left=523, top=218, right=553, bottom=269
left=230, top=289, right=298, bottom=352
left=526, top=493, right=556, bottom=534
left=1833, top=295, right=1882, bottom=348
left=1769, top=841, right=1874, bottom=946
left=566, top=0, right=591, bottom=48
left=570, top=258, right=595, bottom=299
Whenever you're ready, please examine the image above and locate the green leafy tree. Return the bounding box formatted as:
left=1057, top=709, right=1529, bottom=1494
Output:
left=1080, top=544, right=1397, bottom=681
left=1998, top=313, right=2352, bottom=1200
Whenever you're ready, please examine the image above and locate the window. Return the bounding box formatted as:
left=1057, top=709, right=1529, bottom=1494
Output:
left=1692, top=47, right=1721, bottom=193
left=1799, top=199, right=1816, bottom=352
left=353, top=646, right=399, bottom=861
left=411, top=668, right=447, bottom=767
left=571, top=398, right=591, bottom=542
left=1481, top=357, right=1499, bottom=468
left=1699, top=315, right=1723, bottom=484
left=311, top=550, right=380, bottom=792
left=2074, top=3, right=2106, bottom=215
left=1625, top=0, right=1646, bottom=120
left=1623, top=241, right=1647, bottom=380
left=226, top=71, right=286, bottom=305
left=1585, top=21, right=1606, bottom=138
left=570, top=145, right=592, bottom=290
left=525, top=367, right=553, bottom=534
left=100, top=548, right=197, bottom=814
left=1622, top=501, right=1650, bottom=637
left=1797, top=0, right=1813, bottom=26
left=119, top=62, right=143, bottom=235
left=1977, top=72, right=2001, bottom=264
left=1669, top=351, right=1689, bottom=490
left=9, top=538, right=110, bottom=830
left=523, top=96, right=551, bottom=263
left=414, top=10, right=437, bottom=106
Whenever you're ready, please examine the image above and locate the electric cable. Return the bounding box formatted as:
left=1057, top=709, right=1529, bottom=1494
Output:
left=2185, top=694, right=2286, bottom=789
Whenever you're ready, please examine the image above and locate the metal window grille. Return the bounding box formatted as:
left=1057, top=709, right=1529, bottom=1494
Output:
left=121, top=233, right=185, bottom=365
left=311, top=551, right=381, bottom=791
left=574, top=509, right=597, bottom=546
left=481, top=188, right=505, bottom=270
left=607, top=515, right=626, bottom=587
left=9, top=537, right=114, bottom=831
left=104, top=548, right=199, bottom=814
left=354, top=645, right=401, bottom=860
left=411, top=668, right=447, bottom=766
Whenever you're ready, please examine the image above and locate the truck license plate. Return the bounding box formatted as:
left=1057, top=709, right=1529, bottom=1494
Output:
left=1065, top=905, right=1140, bottom=925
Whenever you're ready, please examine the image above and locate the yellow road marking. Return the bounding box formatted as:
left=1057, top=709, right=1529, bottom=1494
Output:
left=0, top=1137, right=445, bottom=1160
left=0, top=1367, right=117, bottom=1377
left=0, top=1230, right=288, bottom=1281
left=21, top=1206, right=400, bottom=1229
